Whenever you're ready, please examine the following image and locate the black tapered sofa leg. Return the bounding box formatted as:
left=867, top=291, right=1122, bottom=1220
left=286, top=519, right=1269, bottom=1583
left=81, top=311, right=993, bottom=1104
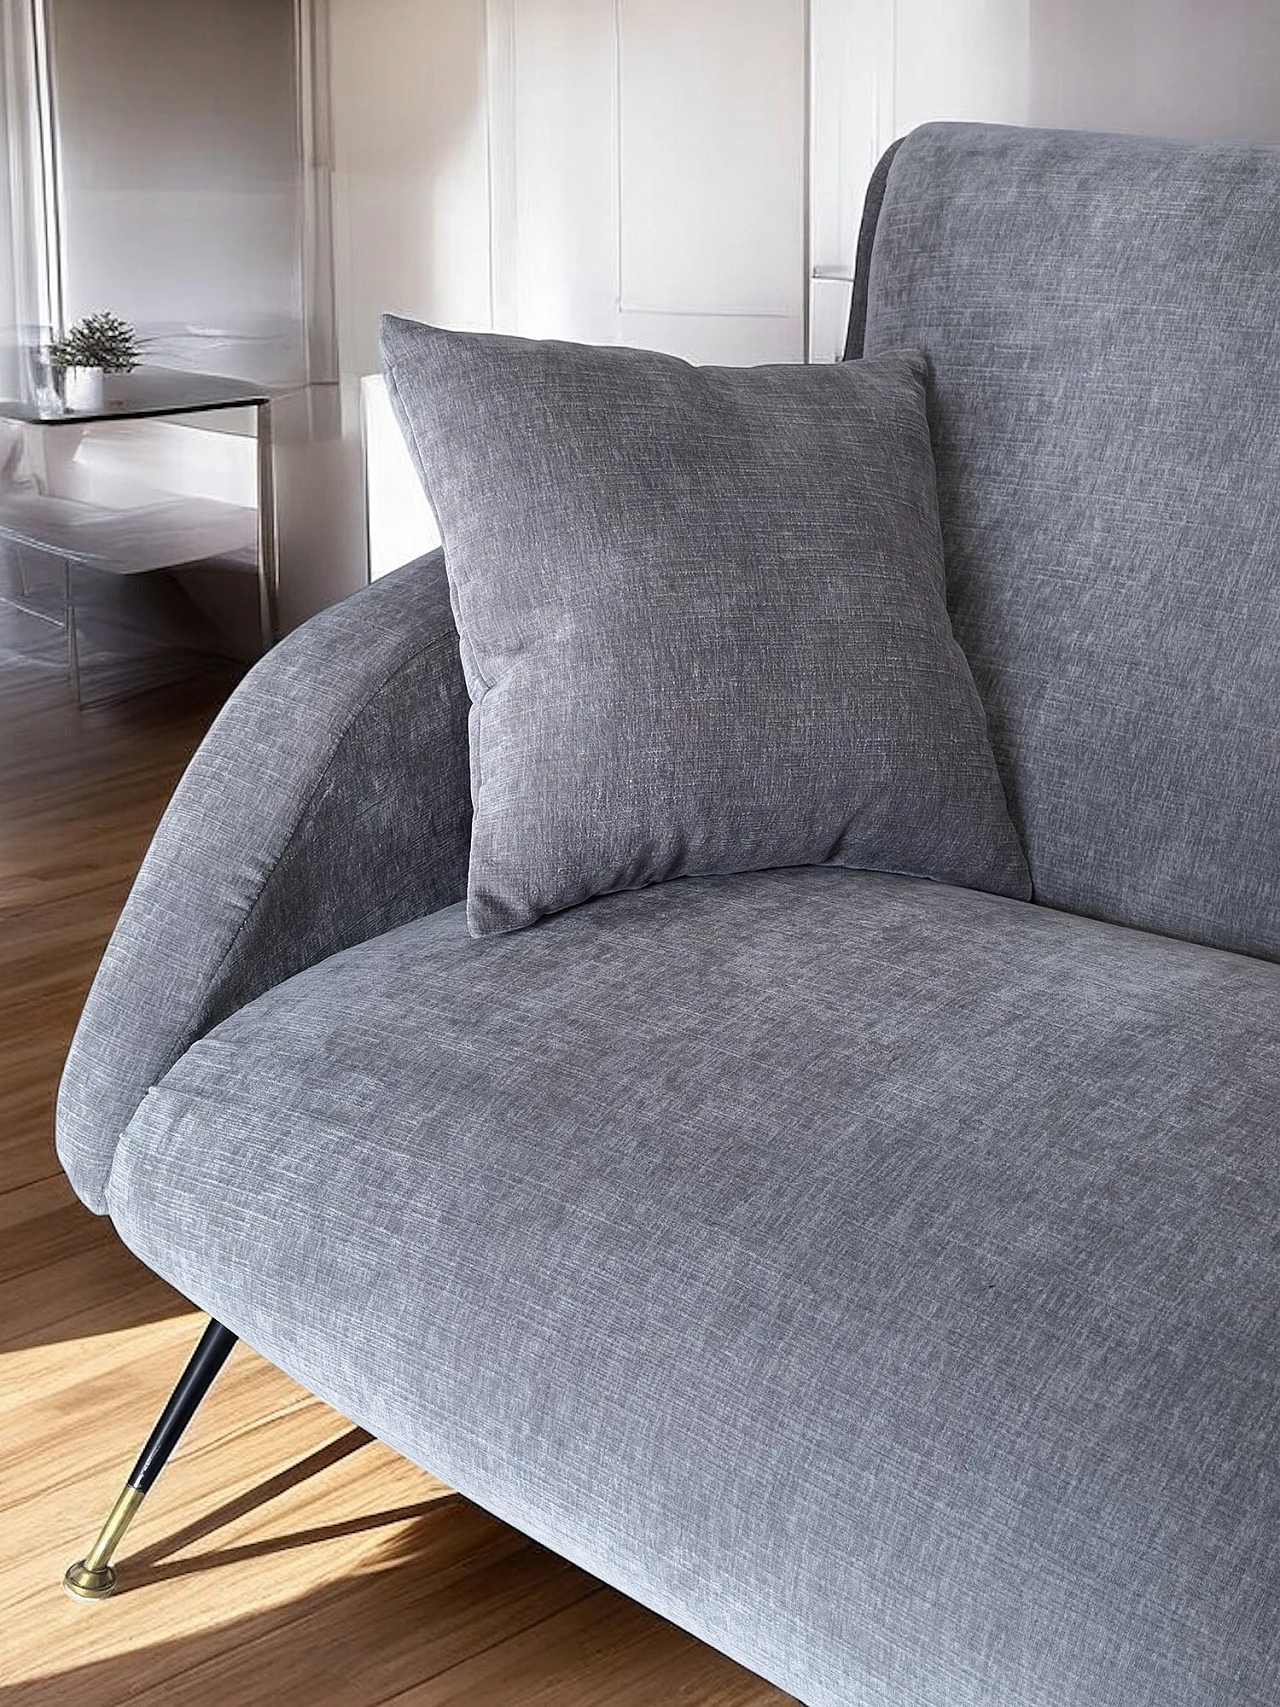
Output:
left=63, top=1317, right=238, bottom=1601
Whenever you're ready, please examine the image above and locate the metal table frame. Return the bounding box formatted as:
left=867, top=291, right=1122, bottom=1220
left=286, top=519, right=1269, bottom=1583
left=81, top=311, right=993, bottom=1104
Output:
left=0, top=366, right=279, bottom=657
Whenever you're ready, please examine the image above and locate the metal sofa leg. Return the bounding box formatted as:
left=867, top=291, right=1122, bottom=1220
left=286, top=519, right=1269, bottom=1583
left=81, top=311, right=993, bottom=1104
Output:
left=63, top=1318, right=238, bottom=1601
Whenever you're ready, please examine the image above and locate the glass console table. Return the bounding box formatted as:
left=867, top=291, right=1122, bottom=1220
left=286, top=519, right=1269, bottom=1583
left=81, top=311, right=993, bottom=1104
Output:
left=0, top=368, right=278, bottom=700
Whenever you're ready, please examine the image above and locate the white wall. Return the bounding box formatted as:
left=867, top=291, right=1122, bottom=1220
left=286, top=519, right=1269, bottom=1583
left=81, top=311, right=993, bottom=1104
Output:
left=0, top=34, right=17, bottom=399
left=332, top=0, right=808, bottom=369
left=329, top=0, right=492, bottom=380
left=0, top=1, right=354, bottom=632
left=349, top=0, right=811, bottom=578
left=892, top=0, right=1031, bottom=134
left=0, top=0, right=48, bottom=396
left=1029, top=0, right=1280, bottom=142
left=490, top=0, right=808, bottom=363
left=49, top=0, right=308, bottom=384
left=809, top=0, right=1031, bottom=359
left=326, top=0, right=490, bottom=581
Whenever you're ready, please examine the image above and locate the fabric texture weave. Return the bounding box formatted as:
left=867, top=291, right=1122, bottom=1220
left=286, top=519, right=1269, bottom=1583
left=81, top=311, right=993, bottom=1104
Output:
left=859, top=121, right=1280, bottom=961
left=381, top=316, right=1030, bottom=935
left=107, top=866, right=1280, bottom=1707
left=51, top=119, right=1280, bottom=1707
left=56, top=551, right=471, bottom=1211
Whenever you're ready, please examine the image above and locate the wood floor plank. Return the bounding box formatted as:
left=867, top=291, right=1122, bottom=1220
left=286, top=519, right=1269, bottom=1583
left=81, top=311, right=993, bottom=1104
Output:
left=0, top=620, right=794, bottom=1704
left=380, top=1588, right=787, bottom=1707
left=0, top=1172, right=69, bottom=1230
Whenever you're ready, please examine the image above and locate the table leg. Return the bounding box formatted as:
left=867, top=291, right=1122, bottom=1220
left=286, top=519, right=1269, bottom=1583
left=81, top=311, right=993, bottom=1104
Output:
left=64, top=557, right=82, bottom=706
left=256, top=400, right=279, bottom=650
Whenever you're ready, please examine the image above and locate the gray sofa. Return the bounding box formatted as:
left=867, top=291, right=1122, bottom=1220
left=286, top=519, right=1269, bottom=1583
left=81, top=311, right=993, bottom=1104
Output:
left=57, top=122, right=1278, bottom=1705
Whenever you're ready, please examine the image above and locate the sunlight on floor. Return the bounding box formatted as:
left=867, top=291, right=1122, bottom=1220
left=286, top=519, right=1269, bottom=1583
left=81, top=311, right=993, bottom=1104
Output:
left=0, top=1318, right=453, bottom=1694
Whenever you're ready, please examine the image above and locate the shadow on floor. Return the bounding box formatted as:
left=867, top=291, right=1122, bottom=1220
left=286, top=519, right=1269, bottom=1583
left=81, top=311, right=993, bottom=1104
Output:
left=9, top=1498, right=602, bottom=1707
left=119, top=1428, right=462, bottom=1591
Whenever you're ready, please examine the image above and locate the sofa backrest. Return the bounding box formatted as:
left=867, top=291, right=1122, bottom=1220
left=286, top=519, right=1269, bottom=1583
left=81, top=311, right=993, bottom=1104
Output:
left=851, top=122, right=1280, bottom=962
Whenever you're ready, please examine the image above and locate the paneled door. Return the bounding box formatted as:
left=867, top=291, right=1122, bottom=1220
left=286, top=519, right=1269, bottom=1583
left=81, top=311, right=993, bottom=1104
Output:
left=366, top=0, right=810, bottom=577
left=485, top=0, right=809, bottom=364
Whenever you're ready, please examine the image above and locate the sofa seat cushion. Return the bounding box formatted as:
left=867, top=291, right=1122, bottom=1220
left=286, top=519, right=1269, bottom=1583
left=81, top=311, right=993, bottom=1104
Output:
left=106, top=867, right=1279, bottom=1707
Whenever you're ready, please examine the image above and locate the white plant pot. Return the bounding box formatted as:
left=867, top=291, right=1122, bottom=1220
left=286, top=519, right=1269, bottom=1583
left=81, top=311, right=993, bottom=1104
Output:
left=63, top=365, right=105, bottom=411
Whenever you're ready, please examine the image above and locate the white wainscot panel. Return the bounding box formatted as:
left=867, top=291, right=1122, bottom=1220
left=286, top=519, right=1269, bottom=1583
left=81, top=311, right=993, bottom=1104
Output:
left=493, top=0, right=808, bottom=366
left=807, top=0, right=892, bottom=359
left=617, top=0, right=806, bottom=317
left=893, top=0, right=1030, bottom=133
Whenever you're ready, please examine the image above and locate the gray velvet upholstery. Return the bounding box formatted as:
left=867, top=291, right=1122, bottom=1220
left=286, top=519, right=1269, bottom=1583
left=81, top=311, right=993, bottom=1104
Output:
left=106, top=868, right=1279, bottom=1707
left=54, top=121, right=1280, bottom=1707
left=859, top=122, right=1280, bottom=961
left=56, top=551, right=471, bottom=1212
left=381, top=318, right=1029, bottom=935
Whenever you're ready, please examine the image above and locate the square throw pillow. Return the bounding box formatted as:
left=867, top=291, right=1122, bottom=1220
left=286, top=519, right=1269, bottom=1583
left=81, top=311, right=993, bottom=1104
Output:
left=381, top=316, right=1030, bottom=936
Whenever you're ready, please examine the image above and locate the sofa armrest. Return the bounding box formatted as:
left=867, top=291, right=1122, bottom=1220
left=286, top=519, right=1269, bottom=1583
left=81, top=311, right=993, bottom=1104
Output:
left=57, top=549, right=471, bottom=1213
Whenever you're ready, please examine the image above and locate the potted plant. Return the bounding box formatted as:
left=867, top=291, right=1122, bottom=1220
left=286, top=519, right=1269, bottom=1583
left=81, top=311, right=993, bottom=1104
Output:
left=50, top=312, right=142, bottom=411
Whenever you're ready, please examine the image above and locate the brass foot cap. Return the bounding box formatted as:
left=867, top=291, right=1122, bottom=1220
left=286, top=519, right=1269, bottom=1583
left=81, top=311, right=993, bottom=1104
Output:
left=63, top=1559, right=118, bottom=1601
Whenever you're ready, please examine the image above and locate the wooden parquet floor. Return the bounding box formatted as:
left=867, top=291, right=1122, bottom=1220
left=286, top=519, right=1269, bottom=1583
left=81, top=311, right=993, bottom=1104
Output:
left=0, top=625, right=792, bottom=1706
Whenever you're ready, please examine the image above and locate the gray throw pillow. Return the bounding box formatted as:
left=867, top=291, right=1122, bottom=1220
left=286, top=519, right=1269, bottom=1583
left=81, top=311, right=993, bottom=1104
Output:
left=381, top=316, right=1030, bottom=936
